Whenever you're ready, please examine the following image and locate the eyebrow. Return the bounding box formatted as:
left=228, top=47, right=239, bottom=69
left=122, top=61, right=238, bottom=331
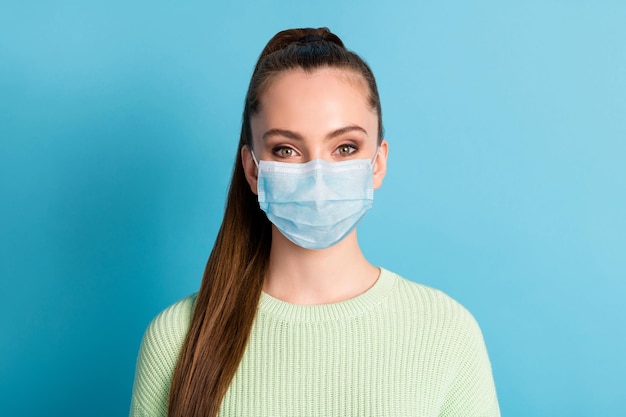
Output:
left=262, top=125, right=368, bottom=142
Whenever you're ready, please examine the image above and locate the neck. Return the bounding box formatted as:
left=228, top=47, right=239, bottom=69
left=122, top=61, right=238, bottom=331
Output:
left=263, top=227, right=380, bottom=305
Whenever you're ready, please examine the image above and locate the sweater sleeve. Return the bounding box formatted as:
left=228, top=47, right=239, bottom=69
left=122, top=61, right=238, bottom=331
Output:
left=439, top=307, right=500, bottom=417
left=129, top=294, right=196, bottom=417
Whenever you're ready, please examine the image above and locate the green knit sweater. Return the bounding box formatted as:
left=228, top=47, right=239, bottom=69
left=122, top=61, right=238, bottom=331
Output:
left=129, top=268, right=500, bottom=416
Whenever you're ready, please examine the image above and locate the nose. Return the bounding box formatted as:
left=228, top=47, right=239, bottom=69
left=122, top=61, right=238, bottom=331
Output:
left=305, top=148, right=326, bottom=162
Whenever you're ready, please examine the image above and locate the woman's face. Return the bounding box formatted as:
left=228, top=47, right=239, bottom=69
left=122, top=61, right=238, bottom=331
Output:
left=243, top=67, right=388, bottom=192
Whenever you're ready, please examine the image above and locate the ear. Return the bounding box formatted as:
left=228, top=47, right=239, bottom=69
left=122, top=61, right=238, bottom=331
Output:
left=241, top=145, right=258, bottom=195
left=373, top=139, right=388, bottom=189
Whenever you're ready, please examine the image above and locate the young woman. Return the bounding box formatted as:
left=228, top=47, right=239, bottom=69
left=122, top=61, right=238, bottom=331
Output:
left=130, top=27, right=500, bottom=417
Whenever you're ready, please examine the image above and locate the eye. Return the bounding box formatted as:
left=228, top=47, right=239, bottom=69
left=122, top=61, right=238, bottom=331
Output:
left=336, top=144, right=357, bottom=156
left=273, top=146, right=298, bottom=158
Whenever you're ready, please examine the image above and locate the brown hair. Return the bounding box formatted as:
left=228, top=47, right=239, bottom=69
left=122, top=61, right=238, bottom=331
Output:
left=167, top=27, right=384, bottom=417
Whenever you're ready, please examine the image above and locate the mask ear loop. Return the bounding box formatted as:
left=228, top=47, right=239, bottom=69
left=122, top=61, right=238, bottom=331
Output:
left=371, top=145, right=380, bottom=169
left=248, top=147, right=260, bottom=168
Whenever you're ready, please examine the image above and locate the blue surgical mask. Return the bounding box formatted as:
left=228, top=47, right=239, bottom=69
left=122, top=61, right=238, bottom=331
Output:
left=253, top=152, right=376, bottom=250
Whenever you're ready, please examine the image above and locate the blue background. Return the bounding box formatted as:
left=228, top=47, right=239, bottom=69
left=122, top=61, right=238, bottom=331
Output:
left=1, top=1, right=624, bottom=416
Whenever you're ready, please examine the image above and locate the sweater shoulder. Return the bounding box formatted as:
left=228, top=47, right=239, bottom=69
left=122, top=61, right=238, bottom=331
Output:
left=385, top=270, right=483, bottom=334
left=129, top=293, right=197, bottom=417
left=143, top=293, right=197, bottom=349
left=385, top=271, right=500, bottom=416
left=390, top=271, right=470, bottom=312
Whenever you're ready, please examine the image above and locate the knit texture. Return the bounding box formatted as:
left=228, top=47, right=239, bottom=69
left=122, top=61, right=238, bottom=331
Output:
left=129, top=268, right=500, bottom=417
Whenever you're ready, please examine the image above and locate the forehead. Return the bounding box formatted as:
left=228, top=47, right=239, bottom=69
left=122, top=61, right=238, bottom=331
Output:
left=249, top=67, right=379, bottom=148
left=256, top=67, right=372, bottom=110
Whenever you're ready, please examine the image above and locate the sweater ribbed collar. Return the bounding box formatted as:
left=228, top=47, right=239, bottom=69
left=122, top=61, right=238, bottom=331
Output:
left=257, top=268, right=397, bottom=323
